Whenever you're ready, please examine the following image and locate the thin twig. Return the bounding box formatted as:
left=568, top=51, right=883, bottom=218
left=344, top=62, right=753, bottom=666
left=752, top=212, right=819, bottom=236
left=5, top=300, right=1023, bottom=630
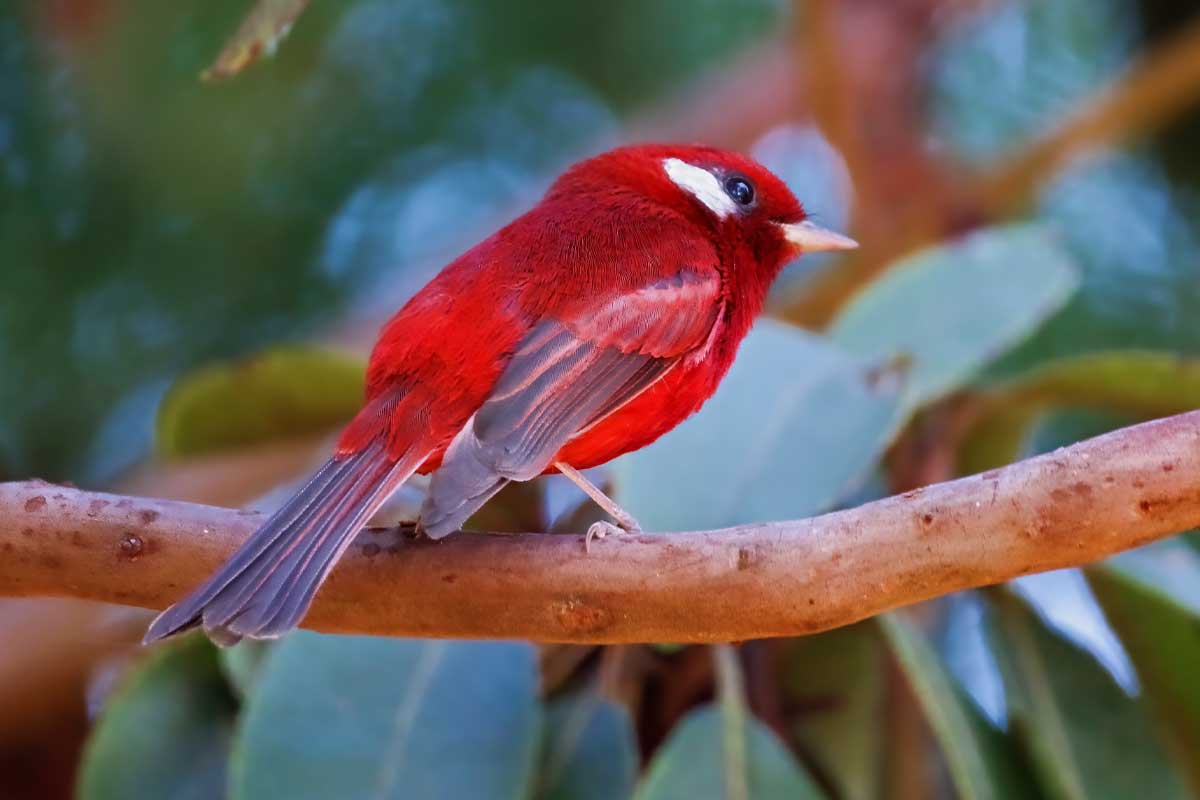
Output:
left=2, top=412, right=1199, bottom=643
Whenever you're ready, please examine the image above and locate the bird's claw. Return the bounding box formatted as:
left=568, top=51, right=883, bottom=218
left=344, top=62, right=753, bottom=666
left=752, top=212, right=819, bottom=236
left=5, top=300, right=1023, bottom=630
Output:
left=584, top=519, right=642, bottom=553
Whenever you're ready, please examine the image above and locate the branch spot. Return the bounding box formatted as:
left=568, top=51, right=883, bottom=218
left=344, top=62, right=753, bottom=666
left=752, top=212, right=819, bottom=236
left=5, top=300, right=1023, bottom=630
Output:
left=553, top=597, right=612, bottom=635
left=24, top=496, right=46, bottom=513
left=737, top=547, right=755, bottom=571
left=118, top=534, right=144, bottom=560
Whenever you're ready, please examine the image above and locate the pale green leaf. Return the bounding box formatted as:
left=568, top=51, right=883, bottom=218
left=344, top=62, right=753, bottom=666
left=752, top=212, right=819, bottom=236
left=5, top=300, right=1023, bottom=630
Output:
left=231, top=633, right=541, bottom=800
left=615, top=320, right=900, bottom=530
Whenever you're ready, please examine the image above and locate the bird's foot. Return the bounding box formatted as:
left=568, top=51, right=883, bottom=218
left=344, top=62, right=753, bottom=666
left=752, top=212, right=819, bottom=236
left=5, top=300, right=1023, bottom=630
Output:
left=399, top=520, right=425, bottom=540
left=584, top=517, right=642, bottom=553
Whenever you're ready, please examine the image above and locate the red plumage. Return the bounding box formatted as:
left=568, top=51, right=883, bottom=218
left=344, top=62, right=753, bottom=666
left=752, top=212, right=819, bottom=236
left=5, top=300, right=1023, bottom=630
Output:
left=145, top=143, right=856, bottom=645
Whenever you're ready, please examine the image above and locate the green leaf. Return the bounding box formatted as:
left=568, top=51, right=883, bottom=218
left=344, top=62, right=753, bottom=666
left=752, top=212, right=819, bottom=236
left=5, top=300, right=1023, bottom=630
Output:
left=956, top=405, right=1040, bottom=476
left=959, top=351, right=1200, bottom=472
left=879, top=613, right=1035, bottom=800
left=784, top=623, right=885, bottom=800
left=615, top=320, right=901, bottom=530
left=1086, top=544, right=1200, bottom=792
left=78, top=636, right=236, bottom=800
left=829, top=224, right=1078, bottom=413
left=635, top=708, right=825, bottom=800
left=219, top=639, right=274, bottom=699
left=537, top=690, right=638, bottom=800
left=636, top=645, right=824, bottom=800
left=984, top=589, right=1190, bottom=800
left=156, top=347, right=365, bottom=459
left=983, top=350, right=1200, bottom=414
left=231, top=633, right=541, bottom=800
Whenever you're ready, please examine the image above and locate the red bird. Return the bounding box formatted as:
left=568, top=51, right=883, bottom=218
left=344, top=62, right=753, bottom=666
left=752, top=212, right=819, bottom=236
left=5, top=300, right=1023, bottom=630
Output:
left=145, top=144, right=856, bottom=645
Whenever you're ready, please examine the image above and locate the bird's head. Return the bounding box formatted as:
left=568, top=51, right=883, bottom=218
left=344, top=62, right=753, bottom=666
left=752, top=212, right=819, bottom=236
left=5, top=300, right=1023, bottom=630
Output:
left=550, top=144, right=857, bottom=270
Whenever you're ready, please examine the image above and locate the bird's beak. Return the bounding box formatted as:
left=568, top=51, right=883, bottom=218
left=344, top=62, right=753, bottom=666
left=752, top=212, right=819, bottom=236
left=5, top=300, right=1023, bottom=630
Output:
left=777, top=220, right=859, bottom=254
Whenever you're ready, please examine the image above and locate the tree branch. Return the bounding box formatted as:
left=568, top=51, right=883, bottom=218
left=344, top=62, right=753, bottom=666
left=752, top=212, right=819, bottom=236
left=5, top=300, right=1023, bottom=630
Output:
left=3, top=412, right=1199, bottom=643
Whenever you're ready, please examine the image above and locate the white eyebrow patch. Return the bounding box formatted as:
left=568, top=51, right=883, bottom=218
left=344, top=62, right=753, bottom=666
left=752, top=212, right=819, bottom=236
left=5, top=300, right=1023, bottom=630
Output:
left=662, top=158, right=737, bottom=218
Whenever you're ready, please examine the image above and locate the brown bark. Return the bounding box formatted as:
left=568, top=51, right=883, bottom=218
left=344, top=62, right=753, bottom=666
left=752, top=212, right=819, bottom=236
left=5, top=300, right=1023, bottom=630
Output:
left=2, top=412, right=1198, bottom=643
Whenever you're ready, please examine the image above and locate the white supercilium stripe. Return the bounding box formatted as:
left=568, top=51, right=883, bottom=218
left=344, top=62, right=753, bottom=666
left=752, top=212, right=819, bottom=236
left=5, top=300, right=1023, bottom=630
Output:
left=662, top=158, right=737, bottom=218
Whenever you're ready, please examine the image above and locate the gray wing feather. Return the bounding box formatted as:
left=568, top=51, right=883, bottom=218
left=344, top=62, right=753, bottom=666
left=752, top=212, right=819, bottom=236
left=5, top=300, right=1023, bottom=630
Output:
left=419, top=320, right=673, bottom=537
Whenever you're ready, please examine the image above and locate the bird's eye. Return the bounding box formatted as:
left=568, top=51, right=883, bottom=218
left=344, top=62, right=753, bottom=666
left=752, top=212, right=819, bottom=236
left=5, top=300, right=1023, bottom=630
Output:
left=724, top=176, right=755, bottom=207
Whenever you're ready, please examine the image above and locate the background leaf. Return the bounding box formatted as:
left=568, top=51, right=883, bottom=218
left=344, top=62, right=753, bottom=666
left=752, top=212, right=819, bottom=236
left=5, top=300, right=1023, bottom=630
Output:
left=231, top=633, right=541, bottom=800
left=829, top=224, right=1079, bottom=414
left=959, top=350, right=1200, bottom=472
left=984, top=589, right=1190, bottom=800
left=783, top=623, right=885, bottom=800
left=634, top=706, right=824, bottom=800
left=537, top=690, right=638, bottom=800
left=156, top=347, right=365, bottom=459
left=615, top=321, right=900, bottom=530
left=78, top=636, right=235, bottom=800
left=636, top=646, right=825, bottom=799
left=218, top=639, right=274, bottom=699
left=879, top=613, right=1035, bottom=800
left=1086, top=543, right=1200, bottom=791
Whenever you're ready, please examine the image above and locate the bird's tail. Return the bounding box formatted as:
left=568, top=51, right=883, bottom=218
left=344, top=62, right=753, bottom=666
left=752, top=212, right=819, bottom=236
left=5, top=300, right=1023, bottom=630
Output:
left=144, top=440, right=424, bottom=646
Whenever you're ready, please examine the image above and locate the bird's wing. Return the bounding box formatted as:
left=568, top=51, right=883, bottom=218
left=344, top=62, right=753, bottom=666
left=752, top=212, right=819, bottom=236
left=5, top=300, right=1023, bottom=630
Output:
left=419, top=265, right=723, bottom=536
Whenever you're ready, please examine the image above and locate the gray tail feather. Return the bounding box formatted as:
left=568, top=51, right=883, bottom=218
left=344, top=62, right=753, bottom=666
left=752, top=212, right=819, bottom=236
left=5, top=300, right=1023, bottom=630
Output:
left=418, top=425, right=511, bottom=539
left=144, top=441, right=419, bottom=646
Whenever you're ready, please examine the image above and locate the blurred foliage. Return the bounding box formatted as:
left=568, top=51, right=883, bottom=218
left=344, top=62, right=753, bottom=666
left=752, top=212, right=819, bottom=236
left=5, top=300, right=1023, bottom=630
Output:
left=1087, top=544, right=1200, bottom=790
left=155, top=346, right=364, bottom=458
left=827, top=224, right=1077, bottom=414
left=929, top=0, right=1200, bottom=373
left=78, top=636, right=235, bottom=800
left=636, top=647, right=825, bottom=799
left=985, top=588, right=1190, bottom=799
left=958, top=350, right=1200, bottom=473
left=8, top=0, right=1200, bottom=798
left=784, top=624, right=886, bottom=800
left=0, top=0, right=782, bottom=482
left=616, top=322, right=901, bottom=530
left=231, top=634, right=541, bottom=799
left=880, top=614, right=1037, bottom=800
left=537, top=690, right=638, bottom=800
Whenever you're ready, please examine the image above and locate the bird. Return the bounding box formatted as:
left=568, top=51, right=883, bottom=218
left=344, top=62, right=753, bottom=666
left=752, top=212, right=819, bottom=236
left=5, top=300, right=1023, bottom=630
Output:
left=144, top=143, right=857, bottom=646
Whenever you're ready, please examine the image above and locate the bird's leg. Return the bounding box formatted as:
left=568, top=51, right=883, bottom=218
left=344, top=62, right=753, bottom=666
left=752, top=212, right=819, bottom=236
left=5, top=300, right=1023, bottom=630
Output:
left=553, top=462, right=643, bottom=552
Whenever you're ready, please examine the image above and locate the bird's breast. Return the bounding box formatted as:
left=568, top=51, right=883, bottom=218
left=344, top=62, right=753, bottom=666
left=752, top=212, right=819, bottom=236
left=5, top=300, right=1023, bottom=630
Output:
left=549, top=324, right=737, bottom=471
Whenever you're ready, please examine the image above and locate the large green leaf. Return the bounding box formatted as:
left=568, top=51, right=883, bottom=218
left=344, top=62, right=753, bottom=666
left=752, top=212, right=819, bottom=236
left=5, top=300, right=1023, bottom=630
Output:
left=636, top=646, right=825, bottom=800
left=218, top=639, right=274, bottom=699
left=78, top=636, right=236, bottom=800
left=635, top=707, right=824, bottom=800
left=829, top=224, right=1078, bottom=413
left=231, top=633, right=541, bottom=800
left=783, top=623, right=885, bottom=800
left=156, top=347, right=365, bottom=459
left=980, top=351, right=1200, bottom=414
left=537, top=690, right=638, bottom=800
left=1086, top=544, right=1200, bottom=791
left=615, top=320, right=901, bottom=530
left=984, top=590, right=1190, bottom=800
left=879, top=613, right=1036, bottom=800
left=959, top=351, right=1200, bottom=473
